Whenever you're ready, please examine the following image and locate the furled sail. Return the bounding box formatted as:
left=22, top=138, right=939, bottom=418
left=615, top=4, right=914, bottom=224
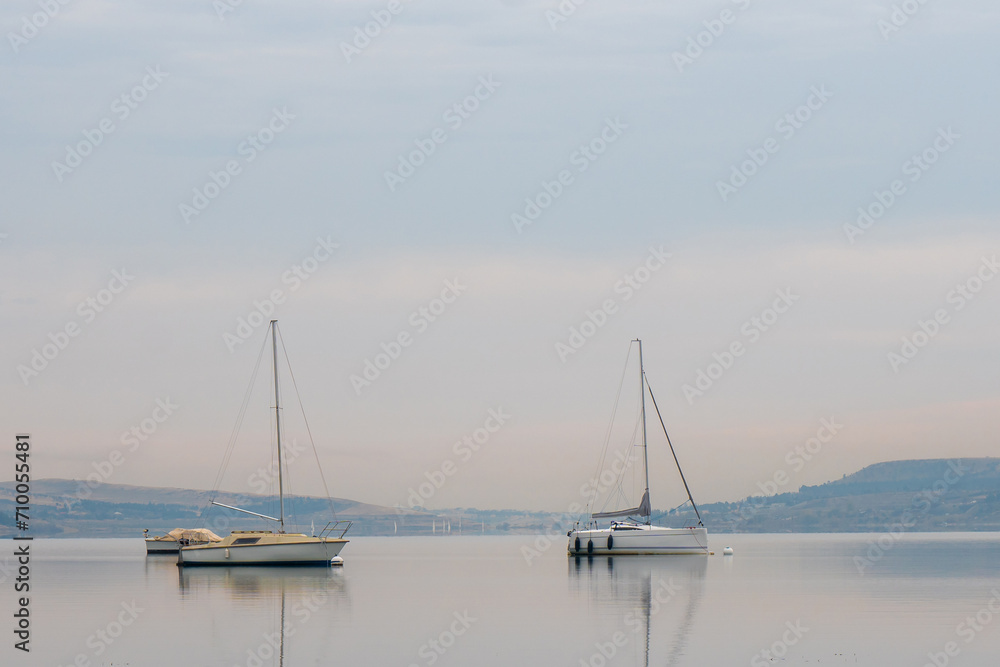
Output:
left=592, top=490, right=651, bottom=519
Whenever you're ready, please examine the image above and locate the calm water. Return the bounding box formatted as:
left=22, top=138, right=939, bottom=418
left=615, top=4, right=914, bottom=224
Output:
left=9, top=533, right=1000, bottom=666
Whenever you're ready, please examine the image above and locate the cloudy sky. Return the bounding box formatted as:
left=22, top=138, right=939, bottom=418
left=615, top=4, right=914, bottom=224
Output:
left=3, top=0, right=998, bottom=514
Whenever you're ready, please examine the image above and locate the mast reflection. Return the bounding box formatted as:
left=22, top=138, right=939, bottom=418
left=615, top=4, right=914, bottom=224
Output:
left=569, top=555, right=706, bottom=666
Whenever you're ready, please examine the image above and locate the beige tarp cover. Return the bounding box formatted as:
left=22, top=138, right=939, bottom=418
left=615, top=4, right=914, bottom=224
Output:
left=153, top=528, right=223, bottom=542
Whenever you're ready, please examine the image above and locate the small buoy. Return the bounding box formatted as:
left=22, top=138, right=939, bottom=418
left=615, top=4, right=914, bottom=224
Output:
left=330, top=556, right=344, bottom=566
left=607, top=535, right=614, bottom=550
left=587, top=539, right=594, bottom=554
left=574, top=536, right=581, bottom=553
left=723, top=546, right=734, bottom=556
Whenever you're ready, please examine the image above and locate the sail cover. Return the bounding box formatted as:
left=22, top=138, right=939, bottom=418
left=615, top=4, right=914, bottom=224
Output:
left=155, top=528, right=223, bottom=542
left=592, top=490, right=651, bottom=519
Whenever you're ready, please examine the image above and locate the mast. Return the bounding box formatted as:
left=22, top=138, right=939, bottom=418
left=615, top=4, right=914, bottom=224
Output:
left=637, top=339, right=650, bottom=522
left=271, top=320, right=285, bottom=532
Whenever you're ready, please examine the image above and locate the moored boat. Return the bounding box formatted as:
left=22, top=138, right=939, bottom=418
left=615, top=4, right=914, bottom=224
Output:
left=568, top=524, right=708, bottom=556
left=567, top=339, right=708, bottom=556
left=179, top=320, right=350, bottom=567
left=177, top=529, right=347, bottom=566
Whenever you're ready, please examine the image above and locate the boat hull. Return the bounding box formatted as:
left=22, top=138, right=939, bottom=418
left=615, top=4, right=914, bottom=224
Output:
left=178, top=538, right=347, bottom=566
left=567, top=525, right=708, bottom=556
left=145, top=539, right=180, bottom=554
left=147, top=538, right=220, bottom=554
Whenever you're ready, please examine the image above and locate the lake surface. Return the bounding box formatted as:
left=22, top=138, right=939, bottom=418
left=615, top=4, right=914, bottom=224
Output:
left=9, top=532, right=1000, bottom=666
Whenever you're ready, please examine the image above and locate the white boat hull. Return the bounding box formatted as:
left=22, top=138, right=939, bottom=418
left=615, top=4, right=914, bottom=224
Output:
left=145, top=539, right=180, bottom=554
left=568, top=525, right=708, bottom=556
left=178, top=538, right=347, bottom=566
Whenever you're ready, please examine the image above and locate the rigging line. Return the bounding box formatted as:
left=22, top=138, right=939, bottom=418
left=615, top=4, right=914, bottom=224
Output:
left=667, top=499, right=691, bottom=514
left=587, top=342, right=634, bottom=517
left=644, top=375, right=703, bottom=526
left=277, top=325, right=339, bottom=522
left=599, top=399, right=642, bottom=515
left=207, top=329, right=270, bottom=509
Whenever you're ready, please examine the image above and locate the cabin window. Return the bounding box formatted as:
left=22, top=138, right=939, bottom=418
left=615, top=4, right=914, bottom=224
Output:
left=231, top=537, right=261, bottom=545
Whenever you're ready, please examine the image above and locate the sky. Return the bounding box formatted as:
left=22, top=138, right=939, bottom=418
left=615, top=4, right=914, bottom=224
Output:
left=2, top=0, right=998, bottom=514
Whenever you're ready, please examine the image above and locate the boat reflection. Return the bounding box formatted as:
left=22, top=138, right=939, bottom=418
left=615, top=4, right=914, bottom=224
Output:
left=568, top=555, right=706, bottom=666
left=177, top=565, right=348, bottom=600
left=175, top=566, right=351, bottom=666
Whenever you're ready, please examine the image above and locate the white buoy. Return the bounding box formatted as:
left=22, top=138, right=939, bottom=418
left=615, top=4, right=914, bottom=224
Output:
left=330, top=556, right=344, bottom=566
left=723, top=546, right=734, bottom=556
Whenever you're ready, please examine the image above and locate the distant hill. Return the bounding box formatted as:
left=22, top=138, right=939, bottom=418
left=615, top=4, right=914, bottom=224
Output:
left=657, top=458, right=1000, bottom=533
left=3, top=458, right=999, bottom=537
left=799, top=458, right=1000, bottom=496
left=0, top=479, right=432, bottom=538
left=4, top=478, right=410, bottom=516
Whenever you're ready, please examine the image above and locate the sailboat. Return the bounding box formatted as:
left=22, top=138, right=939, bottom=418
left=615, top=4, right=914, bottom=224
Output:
left=179, top=320, right=351, bottom=567
left=567, top=340, right=708, bottom=556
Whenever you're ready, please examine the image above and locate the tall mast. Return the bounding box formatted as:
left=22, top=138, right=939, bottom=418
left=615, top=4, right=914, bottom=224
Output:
left=637, top=338, right=650, bottom=520
left=271, top=320, right=284, bottom=532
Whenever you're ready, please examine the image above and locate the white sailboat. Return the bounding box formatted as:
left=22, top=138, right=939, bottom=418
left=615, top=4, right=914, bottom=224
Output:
left=568, top=339, right=708, bottom=556
left=179, top=320, right=350, bottom=567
